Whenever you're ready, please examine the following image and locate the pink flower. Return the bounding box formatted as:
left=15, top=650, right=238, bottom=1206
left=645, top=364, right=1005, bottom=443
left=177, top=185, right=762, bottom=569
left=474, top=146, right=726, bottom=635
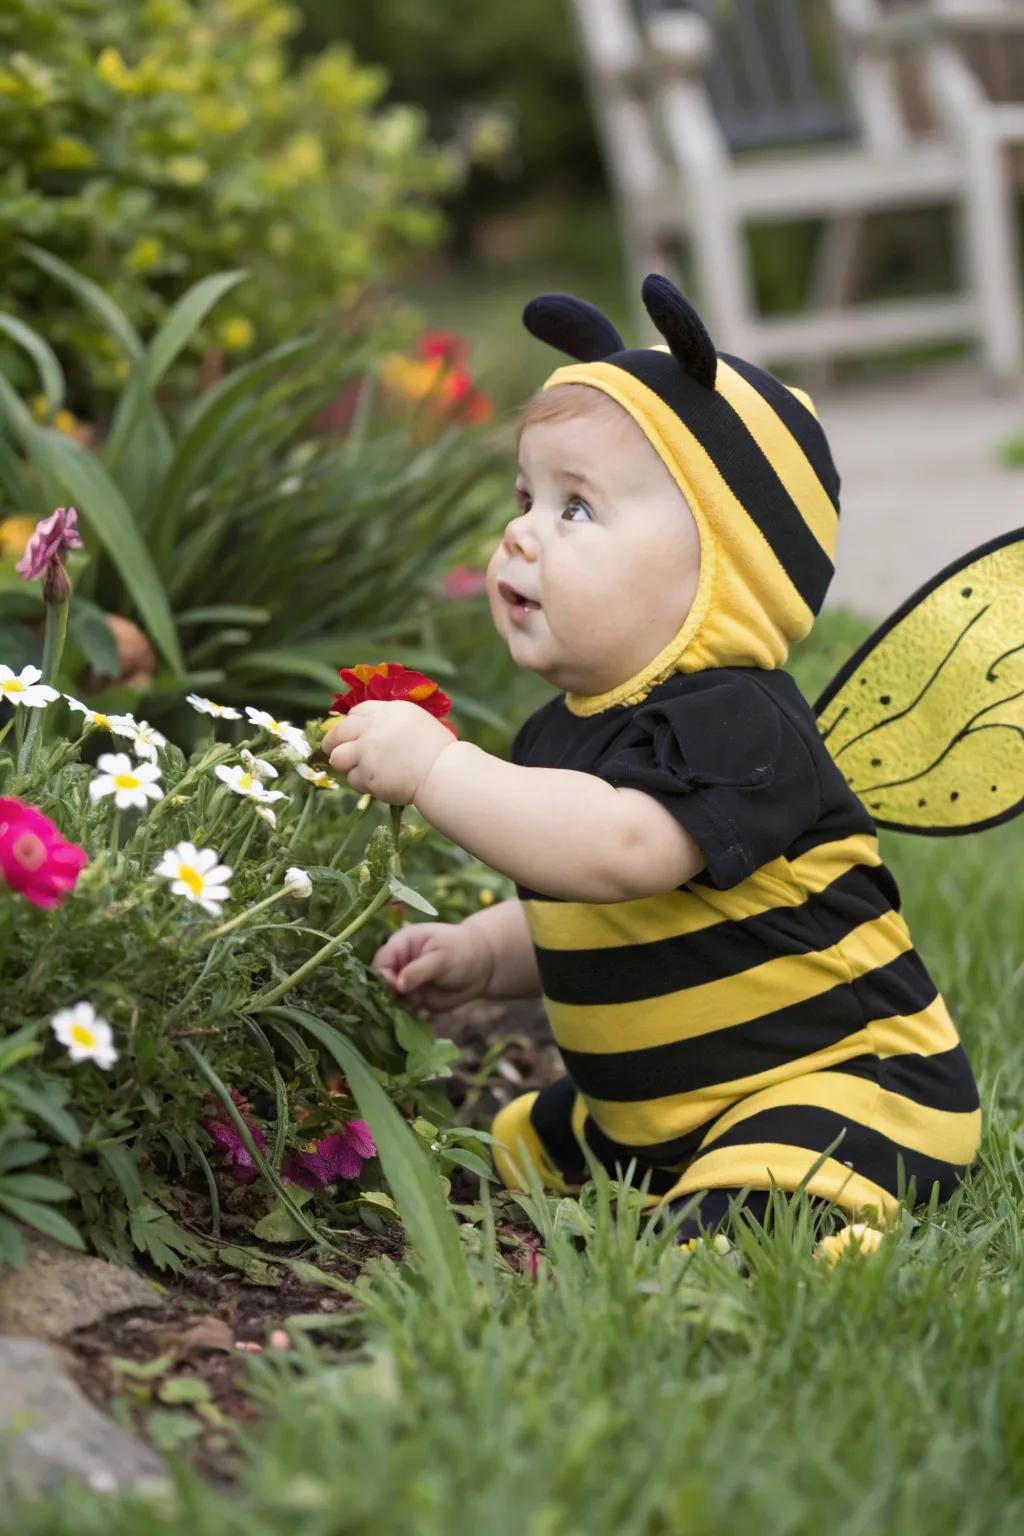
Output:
left=443, top=564, right=487, bottom=601
left=0, top=796, right=88, bottom=909
left=16, top=506, right=84, bottom=591
left=201, top=1088, right=268, bottom=1183
left=280, top=1120, right=376, bottom=1189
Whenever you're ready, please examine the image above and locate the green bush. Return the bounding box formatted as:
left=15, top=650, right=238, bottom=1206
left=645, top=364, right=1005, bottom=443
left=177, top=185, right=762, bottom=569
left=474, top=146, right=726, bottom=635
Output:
left=0, top=254, right=513, bottom=743
left=0, top=0, right=460, bottom=408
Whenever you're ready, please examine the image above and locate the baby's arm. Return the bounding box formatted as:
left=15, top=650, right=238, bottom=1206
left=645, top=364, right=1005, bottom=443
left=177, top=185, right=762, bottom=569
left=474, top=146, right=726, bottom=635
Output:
left=462, top=897, right=542, bottom=1000
left=414, top=742, right=702, bottom=901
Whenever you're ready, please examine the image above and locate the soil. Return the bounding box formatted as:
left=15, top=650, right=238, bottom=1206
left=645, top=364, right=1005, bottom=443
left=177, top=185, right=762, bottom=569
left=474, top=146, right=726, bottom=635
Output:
left=55, top=997, right=558, bottom=1490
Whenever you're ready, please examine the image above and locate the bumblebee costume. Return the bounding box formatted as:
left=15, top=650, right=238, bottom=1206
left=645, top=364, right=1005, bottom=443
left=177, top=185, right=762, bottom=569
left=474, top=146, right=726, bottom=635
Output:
left=491, top=274, right=1022, bottom=1236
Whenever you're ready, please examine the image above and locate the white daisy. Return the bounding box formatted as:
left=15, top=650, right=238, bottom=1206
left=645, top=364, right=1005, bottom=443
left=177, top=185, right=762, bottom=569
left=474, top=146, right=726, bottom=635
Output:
left=283, top=866, right=313, bottom=898
left=254, top=805, right=277, bottom=827
left=244, top=707, right=311, bottom=760
left=50, top=1001, right=118, bottom=1070
left=214, top=763, right=287, bottom=803
left=155, top=842, right=232, bottom=917
left=186, top=693, right=242, bottom=720
left=295, top=763, right=339, bottom=792
left=63, top=695, right=139, bottom=740
left=127, top=719, right=168, bottom=761
left=88, top=752, right=164, bottom=811
left=240, top=749, right=277, bottom=780
left=0, top=664, right=60, bottom=709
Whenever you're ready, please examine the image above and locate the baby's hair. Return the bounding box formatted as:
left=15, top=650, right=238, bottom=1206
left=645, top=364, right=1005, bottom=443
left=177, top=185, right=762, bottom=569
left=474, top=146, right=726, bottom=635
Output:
left=516, top=382, right=629, bottom=448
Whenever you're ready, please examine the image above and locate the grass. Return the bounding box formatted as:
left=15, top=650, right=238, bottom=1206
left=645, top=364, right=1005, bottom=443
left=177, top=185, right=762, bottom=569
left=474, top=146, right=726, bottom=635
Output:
left=8, top=606, right=1024, bottom=1533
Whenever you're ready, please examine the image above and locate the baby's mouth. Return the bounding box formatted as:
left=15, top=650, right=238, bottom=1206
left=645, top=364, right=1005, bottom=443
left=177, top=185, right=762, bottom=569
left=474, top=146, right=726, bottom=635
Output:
left=498, top=579, right=541, bottom=610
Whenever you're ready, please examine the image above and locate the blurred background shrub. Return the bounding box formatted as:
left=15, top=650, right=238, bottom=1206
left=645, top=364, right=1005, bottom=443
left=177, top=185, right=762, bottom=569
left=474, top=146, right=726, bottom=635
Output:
left=0, top=0, right=460, bottom=412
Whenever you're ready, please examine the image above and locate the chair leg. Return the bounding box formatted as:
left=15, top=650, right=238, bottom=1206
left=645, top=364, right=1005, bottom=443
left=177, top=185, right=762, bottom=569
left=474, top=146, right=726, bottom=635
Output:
left=685, top=183, right=761, bottom=361
left=957, top=133, right=1024, bottom=388
left=800, top=213, right=868, bottom=394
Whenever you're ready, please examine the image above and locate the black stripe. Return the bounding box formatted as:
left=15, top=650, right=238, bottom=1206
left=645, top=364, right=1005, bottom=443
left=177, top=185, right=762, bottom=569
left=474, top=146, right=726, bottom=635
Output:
left=536, top=863, right=897, bottom=1007
left=559, top=949, right=939, bottom=1102
left=693, top=1103, right=968, bottom=1203
left=784, top=809, right=878, bottom=862
left=616, top=349, right=834, bottom=613
left=582, top=1113, right=717, bottom=1169
left=836, top=1045, right=980, bottom=1114
left=582, top=1118, right=683, bottom=1193
left=718, top=351, right=842, bottom=512
left=529, top=1076, right=586, bottom=1181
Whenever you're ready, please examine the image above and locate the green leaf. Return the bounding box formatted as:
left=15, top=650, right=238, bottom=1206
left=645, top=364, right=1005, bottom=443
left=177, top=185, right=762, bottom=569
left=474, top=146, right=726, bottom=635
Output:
left=257, top=1007, right=470, bottom=1307
left=5, top=1079, right=83, bottom=1148
left=0, top=1172, right=74, bottom=1202
left=0, top=313, right=64, bottom=411
left=98, top=1142, right=143, bottom=1207
left=147, top=270, right=247, bottom=387
left=177, top=605, right=272, bottom=627
left=286, top=1258, right=354, bottom=1294
left=24, top=429, right=184, bottom=674
left=20, top=243, right=144, bottom=362
left=386, top=875, right=438, bottom=918
left=67, top=595, right=120, bottom=677
left=0, top=1138, right=49, bottom=1174
left=252, top=1196, right=314, bottom=1244
left=439, top=1148, right=496, bottom=1181
left=217, top=1244, right=283, bottom=1285
left=0, top=1192, right=84, bottom=1250
left=158, top=1375, right=212, bottom=1405
left=0, top=1215, right=27, bottom=1267
left=112, top=1351, right=176, bottom=1381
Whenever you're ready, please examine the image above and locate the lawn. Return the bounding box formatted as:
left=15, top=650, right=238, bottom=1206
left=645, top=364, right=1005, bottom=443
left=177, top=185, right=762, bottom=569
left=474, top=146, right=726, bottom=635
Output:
left=9, top=608, right=1024, bottom=1536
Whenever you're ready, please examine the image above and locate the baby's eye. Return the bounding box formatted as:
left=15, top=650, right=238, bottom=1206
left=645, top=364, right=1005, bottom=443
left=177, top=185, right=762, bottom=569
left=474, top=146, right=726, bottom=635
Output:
left=563, top=497, right=592, bottom=522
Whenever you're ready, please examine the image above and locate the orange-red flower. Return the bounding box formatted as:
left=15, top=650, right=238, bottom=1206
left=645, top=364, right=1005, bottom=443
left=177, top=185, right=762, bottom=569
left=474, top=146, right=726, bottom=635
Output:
left=329, top=662, right=458, bottom=736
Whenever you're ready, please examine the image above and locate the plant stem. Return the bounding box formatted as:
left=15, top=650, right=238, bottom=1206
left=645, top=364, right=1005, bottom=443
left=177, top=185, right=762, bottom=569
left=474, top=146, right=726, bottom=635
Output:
left=249, top=879, right=392, bottom=1010
left=288, top=789, right=314, bottom=850
left=20, top=596, right=69, bottom=776
left=110, top=808, right=121, bottom=857
left=190, top=886, right=291, bottom=945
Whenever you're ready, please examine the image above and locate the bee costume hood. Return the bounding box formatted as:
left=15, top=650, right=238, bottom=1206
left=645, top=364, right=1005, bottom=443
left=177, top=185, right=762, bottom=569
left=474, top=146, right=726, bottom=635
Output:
left=523, top=274, right=1024, bottom=837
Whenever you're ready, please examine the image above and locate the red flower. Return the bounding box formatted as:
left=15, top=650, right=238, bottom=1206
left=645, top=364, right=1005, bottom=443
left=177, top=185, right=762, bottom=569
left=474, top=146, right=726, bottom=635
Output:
left=280, top=1120, right=377, bottom=1189
left=329, top=663, right=458, bottom=737
left=0, top=797, right=88, bottom=909
left=201, top=1088, right=268, bottom=1184
left=416, top=331, right=467, bottom=368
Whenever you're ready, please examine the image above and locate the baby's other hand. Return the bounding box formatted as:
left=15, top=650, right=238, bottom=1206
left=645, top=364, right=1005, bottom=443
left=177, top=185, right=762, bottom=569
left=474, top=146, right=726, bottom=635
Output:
left=371, top=921, right=492, bottom=1018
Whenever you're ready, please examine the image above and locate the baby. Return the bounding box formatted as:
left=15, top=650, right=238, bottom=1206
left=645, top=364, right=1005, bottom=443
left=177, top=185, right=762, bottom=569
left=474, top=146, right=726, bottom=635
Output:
left=338, top=274, right=982, bottom=1244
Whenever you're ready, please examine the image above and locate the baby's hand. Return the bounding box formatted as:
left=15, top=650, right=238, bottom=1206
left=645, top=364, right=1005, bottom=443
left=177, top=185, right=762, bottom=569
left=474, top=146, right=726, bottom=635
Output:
left=371, top=921, right=492, bottom=1018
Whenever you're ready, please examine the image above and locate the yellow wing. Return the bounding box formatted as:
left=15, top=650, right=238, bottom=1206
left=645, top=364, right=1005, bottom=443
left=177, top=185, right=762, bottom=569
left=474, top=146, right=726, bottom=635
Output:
left=814, top=529, right=1024, bottom=835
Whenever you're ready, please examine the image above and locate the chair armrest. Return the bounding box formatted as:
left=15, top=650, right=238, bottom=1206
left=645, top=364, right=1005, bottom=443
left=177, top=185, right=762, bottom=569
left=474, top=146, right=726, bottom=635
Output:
left=643, top=11, right=714, bottom=78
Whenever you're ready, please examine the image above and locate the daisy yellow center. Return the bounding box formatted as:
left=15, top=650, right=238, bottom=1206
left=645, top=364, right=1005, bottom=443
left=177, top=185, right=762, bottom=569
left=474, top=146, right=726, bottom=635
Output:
left=70, top=1023, right=96, bottom=1048
left=114, top=773, right=140, bottom=790
left=239, top=772, right=253, bottom=789
left=12, top=832, right=46, bottom=871
left=95, top=713, right=111, bottom=727
left=269, top=719, right=281, bottom=732
left=178, top=865, right=204, bottom=895
left=3, top=681, right=24, bottom=694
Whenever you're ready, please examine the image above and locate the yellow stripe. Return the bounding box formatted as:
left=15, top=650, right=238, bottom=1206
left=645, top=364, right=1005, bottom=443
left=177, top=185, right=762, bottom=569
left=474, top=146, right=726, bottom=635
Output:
left=696, top=1065, right=980, bottom=1165
left=522, top=833, right=882, bottom=952
left=716, top=358, right=838, bottom=559
left=584, top=995, right=961, bottom=1151
left=655, top=1143, right=900, bottom=1220
left=548, top=910, right=913, bottom=1055
left=491, top=1092, right=579, bottom=1195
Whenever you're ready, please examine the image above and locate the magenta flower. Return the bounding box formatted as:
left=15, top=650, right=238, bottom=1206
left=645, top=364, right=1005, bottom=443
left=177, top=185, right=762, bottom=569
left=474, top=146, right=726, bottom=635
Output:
left=0, top=796, right=88, bottom=909
left=280, top=1120, right=376, bottom=1189
left=16, top=506, right=84, bottom=602
left=443, top=564, right=487, bottom=601
left=201, top=1088, right=268, bottom=1183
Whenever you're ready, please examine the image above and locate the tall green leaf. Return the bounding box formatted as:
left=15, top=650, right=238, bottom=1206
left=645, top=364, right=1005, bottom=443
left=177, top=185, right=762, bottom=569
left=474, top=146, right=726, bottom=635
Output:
left=20, top=242, right=144, bottom=362
left=258, top=1005, right=471, bottom=1307
left=0, top=314, right=65, bottom=411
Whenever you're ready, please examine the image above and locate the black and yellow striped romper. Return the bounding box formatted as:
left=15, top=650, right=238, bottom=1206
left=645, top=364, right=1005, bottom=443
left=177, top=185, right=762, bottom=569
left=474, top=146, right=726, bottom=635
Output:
left=491, top=666, right=982, bottom=1226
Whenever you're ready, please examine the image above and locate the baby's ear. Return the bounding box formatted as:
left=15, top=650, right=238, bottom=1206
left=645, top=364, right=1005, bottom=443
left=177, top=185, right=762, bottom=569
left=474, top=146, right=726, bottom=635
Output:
left=641, top=273, right=717, bottom=390
left=522, top=293, right=625, bottom=362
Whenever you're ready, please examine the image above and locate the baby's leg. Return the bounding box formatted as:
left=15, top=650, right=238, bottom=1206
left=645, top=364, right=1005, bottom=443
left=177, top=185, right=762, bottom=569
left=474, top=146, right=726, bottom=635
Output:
left=491, top=1075, right=588, bottom=1194
left=665, top=1187, right=833, bottom=1245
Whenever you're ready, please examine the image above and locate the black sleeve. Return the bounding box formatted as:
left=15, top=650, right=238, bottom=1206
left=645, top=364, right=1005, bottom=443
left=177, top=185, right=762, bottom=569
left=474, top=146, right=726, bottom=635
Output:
left=592, top=675, right=822, bottom=888
left=508, top=703, right=549, bottom=766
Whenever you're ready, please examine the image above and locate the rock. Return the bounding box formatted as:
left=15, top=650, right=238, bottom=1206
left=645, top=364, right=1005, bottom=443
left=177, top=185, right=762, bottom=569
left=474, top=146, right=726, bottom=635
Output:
left=0, top=1336, right=168, bottom=1499
left=0, top=1228, right=163, bottom=1342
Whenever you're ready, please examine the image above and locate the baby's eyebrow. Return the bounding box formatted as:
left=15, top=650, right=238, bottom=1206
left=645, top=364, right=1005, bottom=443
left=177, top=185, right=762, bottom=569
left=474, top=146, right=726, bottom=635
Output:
left=515, top=466, right=599, bottom=495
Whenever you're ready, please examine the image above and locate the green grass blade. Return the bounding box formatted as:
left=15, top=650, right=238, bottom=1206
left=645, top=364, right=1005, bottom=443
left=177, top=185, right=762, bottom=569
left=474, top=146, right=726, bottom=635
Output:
left=20, top=243, right=144, bottom=362
left=146, top=270, right=247, bottom=387
left=0, top=314, right=64, bottom=410
left=256, top=1004, right=471, bottom=1306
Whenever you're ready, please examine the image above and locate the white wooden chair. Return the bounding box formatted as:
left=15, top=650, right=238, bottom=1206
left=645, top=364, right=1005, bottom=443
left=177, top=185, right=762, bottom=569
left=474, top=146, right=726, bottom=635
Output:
left=568, top=0, right=1024, bottom=384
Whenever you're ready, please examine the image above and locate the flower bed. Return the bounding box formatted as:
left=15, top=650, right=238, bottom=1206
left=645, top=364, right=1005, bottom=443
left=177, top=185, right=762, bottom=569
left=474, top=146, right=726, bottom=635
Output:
left=0, top=508, right=496, bottom=1274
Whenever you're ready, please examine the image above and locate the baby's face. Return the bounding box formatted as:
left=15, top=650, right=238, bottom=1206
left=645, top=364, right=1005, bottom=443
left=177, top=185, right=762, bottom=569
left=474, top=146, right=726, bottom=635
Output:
left=486, top=402, right=701, bottom=695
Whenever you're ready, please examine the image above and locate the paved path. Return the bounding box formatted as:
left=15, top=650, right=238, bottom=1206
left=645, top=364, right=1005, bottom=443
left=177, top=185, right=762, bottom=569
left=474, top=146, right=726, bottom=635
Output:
left=816, top=362, right=1024, bottom=617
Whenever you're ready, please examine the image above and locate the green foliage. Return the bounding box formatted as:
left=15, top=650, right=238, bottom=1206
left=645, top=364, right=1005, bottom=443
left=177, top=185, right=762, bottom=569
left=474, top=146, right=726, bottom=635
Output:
left=0, top=682, right=468, bottom=1272
left=0, top=0, right=459, bottom=407
left=0, top=256, right=511, bottom=736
